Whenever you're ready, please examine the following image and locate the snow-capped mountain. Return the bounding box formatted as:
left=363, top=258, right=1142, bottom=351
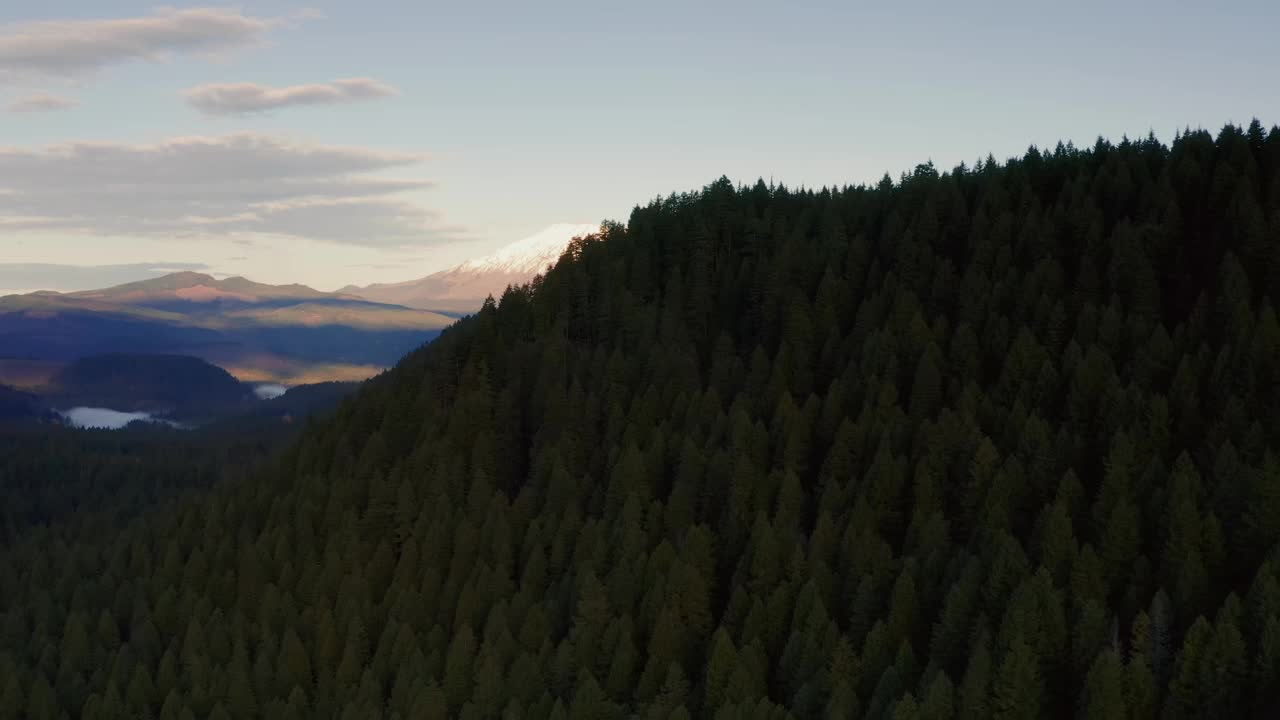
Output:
left=454, top=223, right=597, bottom=275
left=341, top=223, right=597, bottom=312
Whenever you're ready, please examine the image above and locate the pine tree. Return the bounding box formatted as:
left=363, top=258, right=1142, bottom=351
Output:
left=570, top=673, right=619, bottom=720
left=957, top=629, right=992, bottom=720
left=919, top=672, right=954, bottom=720
left=703, top=628, right=738, bottom=713
left=991, top=636, right=1040, bottom=720
left=1078, top=649, right=1126, bottom=720
left=443, top=625, right=478, bottom=710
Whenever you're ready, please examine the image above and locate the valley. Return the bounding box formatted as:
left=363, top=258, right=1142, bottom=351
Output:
left=2, top=352, right=362, bottom=428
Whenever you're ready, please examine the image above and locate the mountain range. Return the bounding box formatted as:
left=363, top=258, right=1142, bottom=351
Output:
left=64, top=271, right=347, bottom=308
left=1, top=224, right=596, bottom=387
left=0, top=272, right=453, bottom=387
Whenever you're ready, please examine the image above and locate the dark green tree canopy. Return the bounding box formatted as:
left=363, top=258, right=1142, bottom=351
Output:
left=3, top=122, right=1280, bottom=718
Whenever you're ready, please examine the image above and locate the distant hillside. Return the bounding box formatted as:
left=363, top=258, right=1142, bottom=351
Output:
left=261, top=381, right=358, bottom=417
left=49, top=354, right=252, bottom=419
left=0, top=273, right=454, bottom=384
left=0, top=384, right=45, bottom=420
left=210, top=380, right=360, bottom=431
left=223, top=300, right=454, bottom=329
left=0, top=294, right=229, bottom=359
left=342, top=223, right=597, bottom=312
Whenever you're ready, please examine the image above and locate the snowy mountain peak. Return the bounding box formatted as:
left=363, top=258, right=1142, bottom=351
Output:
left=453, top=223, right=597, bottom=276
left=339, top=223, right=601, bottom=313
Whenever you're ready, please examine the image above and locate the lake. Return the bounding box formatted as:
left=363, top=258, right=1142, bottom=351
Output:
left=59, top=407, right=181, bottom=430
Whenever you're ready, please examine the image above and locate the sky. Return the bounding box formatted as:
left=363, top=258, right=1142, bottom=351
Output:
left=1, top=1, right=1278, bottom=294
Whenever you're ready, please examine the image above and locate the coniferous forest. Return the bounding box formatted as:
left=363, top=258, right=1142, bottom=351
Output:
left=5, top=122, right=1280, bottom=719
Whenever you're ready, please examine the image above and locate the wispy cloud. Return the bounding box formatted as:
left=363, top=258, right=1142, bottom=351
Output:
left=186, top=78, right=398, bottom=116
left=0, top=8, right=277, bottom=81
left=0, top=133, right=463, bottom=247
left=4, top=91, right=78, bottom=113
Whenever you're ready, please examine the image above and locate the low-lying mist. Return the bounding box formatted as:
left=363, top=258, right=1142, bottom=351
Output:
left=253, top=384, right=287, bottom=400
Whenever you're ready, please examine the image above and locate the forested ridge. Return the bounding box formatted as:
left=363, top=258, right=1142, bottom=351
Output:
left=4, top=122, right=1280, bottom=718
left=49, top=355, right=251, bottom=420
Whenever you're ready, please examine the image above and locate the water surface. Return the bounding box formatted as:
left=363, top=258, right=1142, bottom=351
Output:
left=60, top=407, right=176, bottom=429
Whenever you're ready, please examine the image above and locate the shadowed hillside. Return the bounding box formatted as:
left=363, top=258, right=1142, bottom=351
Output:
left=4, top=123, right=1280, bottom=718
left=48, top=354, right=253, bottom=419
left=0, top=384, right=45, bottom=420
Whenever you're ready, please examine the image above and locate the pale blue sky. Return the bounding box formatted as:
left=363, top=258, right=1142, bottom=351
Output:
left=1, top=1, right=1277, bottom=293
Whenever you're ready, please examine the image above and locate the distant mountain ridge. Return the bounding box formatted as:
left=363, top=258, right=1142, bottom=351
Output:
left=65, top=271, right=363, bottom=310
left=341, top=223, right=597, bottom=312
left=0, top=272, right=454, bottom=385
